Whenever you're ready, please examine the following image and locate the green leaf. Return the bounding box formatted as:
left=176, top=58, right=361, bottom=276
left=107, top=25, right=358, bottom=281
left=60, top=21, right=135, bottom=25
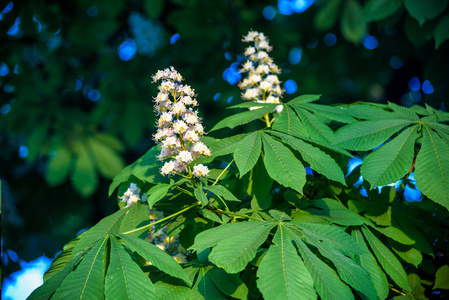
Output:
left=390, top=240, right=423, bottom=267
left=363, top=0, right=404, bottom=21
left=198, top=209, right=223, bottom=224
left=52, top=237, right=108, bottom=299
left=155, top=278, right=190, bottom=300
left=315, top=0, right=342, bottom=31
left=261, top=133, right=306, bottom=194
left=209, top=267, right=249, bottom=300
left=247, top=157, right=273, bottom=210
left=435, top=15, right=449, bottom=48
left=362, top=227, right=411, bottom=291
left=292, top=232, right=354, bottom=300
left=257, top=225, right=316, bottom=300
left=71, top=141, right=98, bottom=197
left=433, top=265, right=449, bottom=289
left=146, top=183, right=172, bottom=208
left=294, top=108, right=335, bottom=143
left=388, top=102, right=420, bottom=121
left=269, top=210, right=292, bottom=222
left=28, top=251, right=86, bottom=300
left=333, top=119, right=413, bottom=151
left=88, top=137, right=125, bottom=179
left=341, top=0, right=367, bottom=44
left=208, top=222, right=275, bottom=273
left=288, top=94, right=321, bottom=105
left=210, top=105, right=277, bottom=131
left=272, top=104, right=308, bottom=138
left=369, top=220, right=415, bottom=245
left=228, top=102, right=279, bottom=109
left=105, top=236, right=156, bottom=299
left=415, top=127, right=449, bottom=210
left=290, top=222, right=365, bottom=255
left=273, top=132, right=346, bottom=185
left=188, top=267, right=226, bottom=300
left=345, top=104, right=397, bottom=120
left=119, top=234, right=191, bottom=285
left=305, top=198, right=366, bottom=226
left=72, top=208, right=129, bottom=258
left=314, top=242, right=377, bottom=299
left=203, top=185, right=240, bottom=202
left=297, top=103, right=356, bottom=124
left=44, top=236, right=80, bottom=281
left=234, top=131, right=262, bottom=177
left=119, top=203, right=151, bottom=237
left=404, top=0, right=448, bottom=26
left=352, top=229, right=389, bottom=300
left=405, top=15, right=435, bottom=46
left=361, top=126, right=418, bottom=188
left=46, top=146, right=72, bottom=186
left=194, top=187, right=209, bottom=207
left=205, top=133, right=250, bottom=158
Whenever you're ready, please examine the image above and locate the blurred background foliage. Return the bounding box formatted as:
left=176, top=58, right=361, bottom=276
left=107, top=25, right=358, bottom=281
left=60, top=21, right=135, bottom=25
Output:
left=1, top=0, right=448, bottom=286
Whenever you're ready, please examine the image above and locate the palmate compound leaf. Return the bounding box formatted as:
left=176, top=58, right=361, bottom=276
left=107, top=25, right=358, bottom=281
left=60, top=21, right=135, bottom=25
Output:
left=119, top=234, right=191, bottom=285
left=154, top=278, right=190, bottom=300
left=209, top=267, right=249, bottom=300
left=257, top=224, right=316, bottom=300
left=52, top=236, right=108, bottom=299
left=415, top=126, right=449, bottom=210
left=294, top=102, right=356, bottom=124
left=118, top=203, right=152, bottom=237
left=187, top=267, right=226, bottom=300
left=210, top=104, right=278, bottom=132
left=304, top=198, right=366, bottom=226
left=71, top=208, right=129, bottom=258
left=203, top=185, right=240, bottom=202
left=288, top=224, right=377, bottom=299
left=189, top=221, right=276, bottom=273
left=272, top=104, right=309, bottom=138
left=28, top=249, right=87, bottom=300
left=333, top=119, right=414, bottom=151
left=289, top=228, right=355, bottom=300
left=362, top=226, right=411, bottom=291
left=351, top=229, right=389, bottom=300
left=261, top=132, right=306, bottom=194
left=271, top=132, right=346, bottom=185
left=361, top=125, right=418, bottom=188
left=105, top=235, right=156, bottom=299
left=234, top=131, right=262, bottom=177
left=293, top=107, right=335, bottom=144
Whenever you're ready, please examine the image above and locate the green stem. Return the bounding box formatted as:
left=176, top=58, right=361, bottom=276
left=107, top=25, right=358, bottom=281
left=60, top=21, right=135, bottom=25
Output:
left=122, top=203, right=198, bottom=235
left=215, top=194, right=229, bottom=211
left=174, top=186, right=193, bottom=197
left=214, top=207, right=264, bottom=222
left=264, top=113, right=271, bottom=127
left=212, top=159, right=234, bottom=186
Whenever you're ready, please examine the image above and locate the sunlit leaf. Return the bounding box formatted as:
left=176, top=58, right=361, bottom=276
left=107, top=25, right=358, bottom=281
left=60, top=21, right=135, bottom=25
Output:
left=234, top=131, right=262, bottom=177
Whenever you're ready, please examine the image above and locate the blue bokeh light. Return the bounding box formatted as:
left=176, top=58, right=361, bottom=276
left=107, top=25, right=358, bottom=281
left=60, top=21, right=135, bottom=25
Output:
left=1, top=256, right=53, bottom=300
left=409, top=90, right=421, bottom=103
left=390, top=56, right=403, bottom=69
left=227, top=96, right=233, bottom=104
left=7, top=17, right=21, bottom=36
left=361, top=35, right=379, bottom=50
left=422, top=80, right=434, bottom=94
left=278, top=0, right=315, bottom=15
left=263, top=6, right=277, bottom=20
left=32, top=15, right=42, bottom=32
left=19, top=145, right=28, bottom=158
left=347, top=156, right=362, bottom=177
left=323, top=33, right=337, bottom=47
left=0, top=2, right=13, bottom=21
left=129, top=12, right=164, bottom=56
left=88, top=89, right=101, bottom=102
left=4, top=85, right=14, bottom=93
left=75, top=79, right=82, bottom=91
left=223, top=62, right=241, bottom=85
left=1, top=104, right=11, bottom=115
left=86, top=5, right=98, bottom=17
left=225, top=52, right=232, bottom=61
left=118, top=39, right=137, bottom=61
left=305, top=166, right=313, bottom=175
left=404, top=173, right=423, bottom=202
left=288, top=47, right=302, bottom=64
left=14, top=64, right=20, bottom=74
left=408, top=77, right=420, bottom=91
left=170, top=33, right=180, bottom=45
left=306, top=38, right=318, bottom=49
left=284, top=79, right=297, bottom=94
left=1, top=63, right=9, bottom=76
left=213, top=93, right=221, bottom=101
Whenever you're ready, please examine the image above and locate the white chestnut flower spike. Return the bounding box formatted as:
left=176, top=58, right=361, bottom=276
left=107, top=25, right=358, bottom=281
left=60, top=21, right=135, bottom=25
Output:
left=152, top=67, right=211, bottom=178
left=238, top=31, right=284, bottom=113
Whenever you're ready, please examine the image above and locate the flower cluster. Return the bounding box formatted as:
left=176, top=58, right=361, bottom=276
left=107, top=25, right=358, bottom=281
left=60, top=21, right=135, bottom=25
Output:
left=119, top=183, right=148, bottom=208
left=120, top=183, right=188, bottom=263
left=145, top=210, right=188, bottom=263
left=238, top=31, right=283, bottom=113
left=152, top=67, right=211, bottom=178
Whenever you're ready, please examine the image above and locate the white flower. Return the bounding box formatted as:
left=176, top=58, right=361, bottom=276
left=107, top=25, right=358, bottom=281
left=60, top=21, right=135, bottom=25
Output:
left=193, top=164, right=210, bottom=177
left=275, top=105, right=284, bottom=113
left=243, top=31, right=259, bottom=42
left=241, top=61, right=254, bottom=72
left=248, top=74, right=261, bottom=84
left=266, top=95, right=280, bottom=103
left=244, top=46, right=256, bottom=56
left=161, top=161, right=176, bottom=175
left=183, top=112, right=199, bottom=125
left=173, top=120, right=188, bottom=134
left=192, top=142, right=211, bottom=156
left=172, top=102, right=186, bottom=114
left=242, top=88, right=260, bottom=100
left=160, top=111, right=173, bottom=123
left=256, top=64, right=270, bottom=74
left=260, top=80, right=272, bottom=92
left=183, top=130, right=199, bottom=142
left=176, top=150, right=193, bottom=163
